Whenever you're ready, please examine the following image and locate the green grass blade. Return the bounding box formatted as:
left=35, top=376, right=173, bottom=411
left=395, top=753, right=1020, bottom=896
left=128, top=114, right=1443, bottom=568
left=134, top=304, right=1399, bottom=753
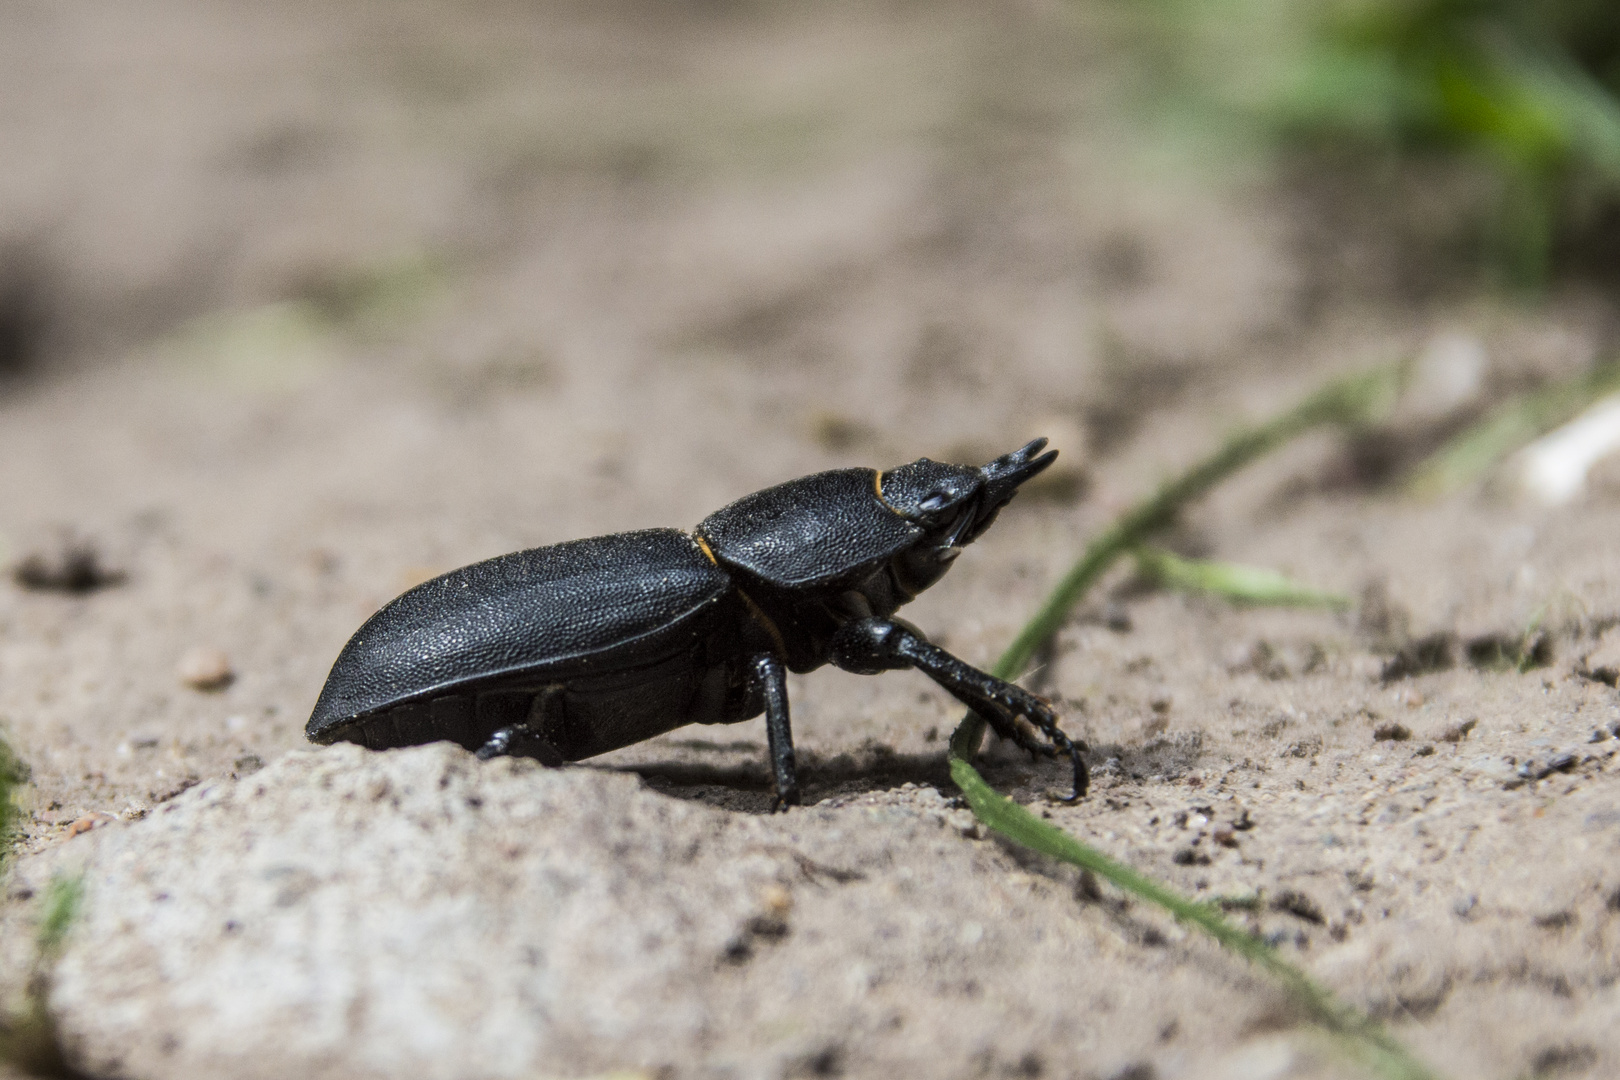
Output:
left=1132, top=546, right=1351, bottom=609
left=947, top=365, right=1441, bottom=1079
left=950, top=757, right=1439, bottom=1080
left=951, top=364, right=1399, bottom=760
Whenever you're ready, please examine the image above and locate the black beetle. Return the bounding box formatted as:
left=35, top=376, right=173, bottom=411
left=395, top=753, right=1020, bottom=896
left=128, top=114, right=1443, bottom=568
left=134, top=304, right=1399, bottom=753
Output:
left=307, top=438, right=1086, bottom=809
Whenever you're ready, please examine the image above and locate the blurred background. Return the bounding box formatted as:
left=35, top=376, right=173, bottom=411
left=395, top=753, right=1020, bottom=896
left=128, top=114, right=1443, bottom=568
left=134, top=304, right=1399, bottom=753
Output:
left=4, top=0, right=1619, bottom=440
left=6, top=0, right=1620, bottom=431
left=3, top=0, right=1620, bottom=811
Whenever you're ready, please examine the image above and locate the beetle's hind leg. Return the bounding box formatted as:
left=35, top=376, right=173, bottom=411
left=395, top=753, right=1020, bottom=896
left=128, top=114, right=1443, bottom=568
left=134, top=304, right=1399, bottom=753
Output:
left=829, top=618, right=1088, bottom=800
left=474, top=724, right=564, bottom=766
left=474, top=687, right=565, bottom=767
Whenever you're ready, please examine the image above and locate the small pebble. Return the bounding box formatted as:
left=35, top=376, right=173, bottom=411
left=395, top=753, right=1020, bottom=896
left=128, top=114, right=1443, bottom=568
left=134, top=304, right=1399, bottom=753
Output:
left=1440, top=718, right=1478, bottom=743
left=1270, top=889, right=1324, bottom=924
left=1399, top=688, right=1424, bottom=708
left=177, top=646, right=234, bottom=691
left=1516, top=753, right=1578, bottom=781
left=760, top=883, right=793, bottom=917
left=67, top=811, right=118, bottom=837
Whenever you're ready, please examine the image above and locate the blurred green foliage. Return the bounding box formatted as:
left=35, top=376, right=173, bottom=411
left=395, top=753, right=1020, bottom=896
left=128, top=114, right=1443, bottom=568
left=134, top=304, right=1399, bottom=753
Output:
left=1143, top=0, right=1620, bottom=285
left=0, top=875, right=84, bottom=1078
left=0, top=736, right=27, bottom=862
left=34, top=877, right=83, bottom=960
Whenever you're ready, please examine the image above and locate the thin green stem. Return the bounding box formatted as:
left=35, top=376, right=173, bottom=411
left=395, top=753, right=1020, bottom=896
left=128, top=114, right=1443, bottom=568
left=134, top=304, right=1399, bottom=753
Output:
left=946, top=365, right=1440, bottom=1080
left=950, top=759, right=1437, bottom=1080
left=951, top=365, right=1399, bottom=760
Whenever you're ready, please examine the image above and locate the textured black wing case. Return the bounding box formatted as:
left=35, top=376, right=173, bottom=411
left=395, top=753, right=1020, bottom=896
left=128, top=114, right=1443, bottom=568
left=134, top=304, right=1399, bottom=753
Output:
left=307, top=528, right=729, bottom=737
left=697, top=468, right=920, bottom=590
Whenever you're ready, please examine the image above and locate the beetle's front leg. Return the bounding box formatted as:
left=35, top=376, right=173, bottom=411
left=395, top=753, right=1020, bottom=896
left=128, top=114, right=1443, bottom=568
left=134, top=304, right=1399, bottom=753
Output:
left=748, top=653, right=800, bottom=811
left=829, top=618, right=1088, bottom=800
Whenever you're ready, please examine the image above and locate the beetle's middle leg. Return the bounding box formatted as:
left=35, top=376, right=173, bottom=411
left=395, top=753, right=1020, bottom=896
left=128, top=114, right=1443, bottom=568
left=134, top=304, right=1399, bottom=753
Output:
left=829, top=618, right=1088, bottom=800
left=748, top=654, right=800, bottom=811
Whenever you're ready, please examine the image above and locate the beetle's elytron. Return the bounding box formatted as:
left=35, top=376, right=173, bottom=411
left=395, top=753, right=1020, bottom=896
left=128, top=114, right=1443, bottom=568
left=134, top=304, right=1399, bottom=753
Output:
left=307, top=439, right=1086, bottom=809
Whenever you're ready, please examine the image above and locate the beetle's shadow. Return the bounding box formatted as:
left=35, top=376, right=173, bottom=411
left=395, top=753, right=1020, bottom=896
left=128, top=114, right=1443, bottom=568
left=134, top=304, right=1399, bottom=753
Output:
left=600, top=743, right=1068, bottom=815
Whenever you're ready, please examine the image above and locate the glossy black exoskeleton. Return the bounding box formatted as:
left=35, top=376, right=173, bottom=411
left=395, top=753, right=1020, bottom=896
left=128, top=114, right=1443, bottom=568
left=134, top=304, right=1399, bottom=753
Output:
left=306, top=439, right=1086, bottom=808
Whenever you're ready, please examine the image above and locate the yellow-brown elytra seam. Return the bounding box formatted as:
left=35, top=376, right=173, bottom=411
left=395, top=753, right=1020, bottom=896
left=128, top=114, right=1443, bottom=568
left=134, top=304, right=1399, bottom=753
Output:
left=693, top=532, right=789, bottom=657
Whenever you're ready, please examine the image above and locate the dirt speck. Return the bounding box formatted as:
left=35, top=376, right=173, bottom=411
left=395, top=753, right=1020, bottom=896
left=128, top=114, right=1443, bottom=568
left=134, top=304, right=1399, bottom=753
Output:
left=12, top=540, right=125, bottom=594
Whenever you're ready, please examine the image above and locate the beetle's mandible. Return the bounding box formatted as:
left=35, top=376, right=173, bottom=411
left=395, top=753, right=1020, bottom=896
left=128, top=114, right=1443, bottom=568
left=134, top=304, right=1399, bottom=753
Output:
left=306, top=439, right=1087, bottom=809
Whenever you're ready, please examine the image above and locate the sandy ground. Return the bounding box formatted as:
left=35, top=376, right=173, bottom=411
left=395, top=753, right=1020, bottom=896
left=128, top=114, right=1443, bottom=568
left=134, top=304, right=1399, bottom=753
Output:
left=2, top=2, right=1620, bottom=1078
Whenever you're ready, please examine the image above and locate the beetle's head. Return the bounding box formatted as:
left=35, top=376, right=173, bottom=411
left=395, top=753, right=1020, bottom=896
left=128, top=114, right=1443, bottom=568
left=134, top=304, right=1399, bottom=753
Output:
left=880, top=438, right=1057, bottom=595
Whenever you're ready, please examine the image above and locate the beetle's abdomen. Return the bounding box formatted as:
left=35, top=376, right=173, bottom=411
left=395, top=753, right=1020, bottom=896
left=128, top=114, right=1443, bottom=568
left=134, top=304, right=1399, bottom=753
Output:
left=307, top=528, right=731, bottom=741
left=342, top=693, right=488, bottom=753
left=331, top=650, right=719, bottom=762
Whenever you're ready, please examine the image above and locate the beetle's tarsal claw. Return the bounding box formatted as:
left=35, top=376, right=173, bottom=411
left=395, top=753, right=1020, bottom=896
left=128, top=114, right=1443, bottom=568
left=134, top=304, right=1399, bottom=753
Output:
left=1064, top=748, right=1090, bottom=802
left=475, top=727, right=513, bottom=760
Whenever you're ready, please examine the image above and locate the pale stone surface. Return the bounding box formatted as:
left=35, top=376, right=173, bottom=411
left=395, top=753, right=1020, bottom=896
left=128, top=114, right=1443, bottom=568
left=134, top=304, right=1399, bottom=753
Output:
left=34, top=745, right=776, bottom=1079
left=6, top=744, right=1261, bottom=1080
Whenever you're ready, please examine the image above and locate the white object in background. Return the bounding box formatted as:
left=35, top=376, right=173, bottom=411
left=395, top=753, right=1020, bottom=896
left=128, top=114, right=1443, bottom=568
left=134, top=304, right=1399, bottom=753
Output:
left=1519, top=393, right=1620, bottom=504
left=1409, top=330, right=1487, bottom=419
